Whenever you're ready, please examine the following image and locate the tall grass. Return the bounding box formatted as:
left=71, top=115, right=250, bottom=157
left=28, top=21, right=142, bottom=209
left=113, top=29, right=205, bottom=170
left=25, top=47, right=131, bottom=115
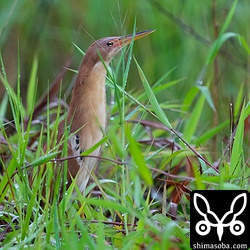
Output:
left=0, top=0, right=249, bottom=249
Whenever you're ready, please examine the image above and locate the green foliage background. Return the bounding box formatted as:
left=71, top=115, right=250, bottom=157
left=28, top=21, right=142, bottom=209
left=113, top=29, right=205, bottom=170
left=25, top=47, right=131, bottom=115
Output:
left=0, top=0, right=249, bottom=249
left=1, top=0, right=248, bottom=102
left=1, top=1, right=249, bottom=147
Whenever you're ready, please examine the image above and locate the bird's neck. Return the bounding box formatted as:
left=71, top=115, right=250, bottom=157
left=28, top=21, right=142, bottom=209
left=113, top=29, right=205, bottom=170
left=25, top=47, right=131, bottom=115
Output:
left=68, top=61, right=107, bottom=141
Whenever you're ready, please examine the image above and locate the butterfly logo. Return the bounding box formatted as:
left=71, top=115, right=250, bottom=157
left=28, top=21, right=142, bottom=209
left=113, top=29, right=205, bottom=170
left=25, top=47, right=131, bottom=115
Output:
left=193, top=193, right=247, bottom=241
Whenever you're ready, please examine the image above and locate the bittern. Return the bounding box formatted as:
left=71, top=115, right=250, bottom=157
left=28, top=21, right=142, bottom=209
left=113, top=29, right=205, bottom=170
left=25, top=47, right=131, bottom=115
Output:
left=55, top=30, right=154, bottom=195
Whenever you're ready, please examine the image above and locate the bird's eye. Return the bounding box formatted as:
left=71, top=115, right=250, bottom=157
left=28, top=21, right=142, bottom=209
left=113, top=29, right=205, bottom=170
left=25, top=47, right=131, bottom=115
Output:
left=107, top=41, right=113, bottom=47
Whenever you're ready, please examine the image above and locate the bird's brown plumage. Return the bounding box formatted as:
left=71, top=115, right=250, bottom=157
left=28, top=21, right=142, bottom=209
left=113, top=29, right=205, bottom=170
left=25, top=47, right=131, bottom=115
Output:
left=49, top=30, right=155, bottom=196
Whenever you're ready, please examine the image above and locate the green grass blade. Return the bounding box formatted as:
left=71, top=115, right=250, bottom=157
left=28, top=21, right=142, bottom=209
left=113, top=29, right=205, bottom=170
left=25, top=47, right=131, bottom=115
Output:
left=220, top=0, right=238, bottom=34
left=27, top=53, right=38, bottom=115
left=126, top=126, right=153, bottom=187
left=0, top=158, right=17, bottom=202
left=73, top=42, right=85, bottom=56
left=80, top=135, right=109, bottom=156
left=230, top=102, right=249, bottom=176
left=29, top=151, right=61, bottom=167
left=197, top=85, right=215, bottom=111
left=239, top=35, right=250, bottom=55
left=152, top=66, right=177, bottom=88
left=206, top=32, right=240, bottom=65
left=123, top=21, right=137, bottom=89
left=205, top=0, right=238, bottom=65
left=53, top=202, right=61, bottom=250
left=182, top=86, right=199, bottom=112
left=183, top=90, right=206, bottom=143
left=0, top=93, right=8, bottom=126
left=193, top=120, right=229, bottom=145
left=134, top=56, right=172, bottom=129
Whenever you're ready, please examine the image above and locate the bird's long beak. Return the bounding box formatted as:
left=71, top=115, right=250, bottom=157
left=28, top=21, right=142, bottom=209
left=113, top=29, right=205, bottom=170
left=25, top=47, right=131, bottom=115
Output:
left=118, top=29, right=155, bottom=47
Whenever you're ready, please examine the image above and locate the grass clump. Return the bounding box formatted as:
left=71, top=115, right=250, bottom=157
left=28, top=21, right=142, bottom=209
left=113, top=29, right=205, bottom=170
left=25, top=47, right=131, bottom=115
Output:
left=0, top=0, right=249, bottom=249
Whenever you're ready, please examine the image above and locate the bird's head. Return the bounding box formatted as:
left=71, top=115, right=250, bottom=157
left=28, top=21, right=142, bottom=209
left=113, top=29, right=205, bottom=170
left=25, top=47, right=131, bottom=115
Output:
left=85, top=30, right=155, bottom=66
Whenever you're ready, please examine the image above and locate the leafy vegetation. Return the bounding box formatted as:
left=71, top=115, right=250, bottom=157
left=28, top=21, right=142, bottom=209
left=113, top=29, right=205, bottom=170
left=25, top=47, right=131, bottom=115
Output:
left=0, top=0, right=249, bottom=249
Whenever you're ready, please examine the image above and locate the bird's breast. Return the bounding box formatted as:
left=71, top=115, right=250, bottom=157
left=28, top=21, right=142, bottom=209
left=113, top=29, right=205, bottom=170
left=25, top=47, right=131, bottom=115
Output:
left=86, top=61, right=107, bottom=131
left=69, top=61, right=107, bottom=156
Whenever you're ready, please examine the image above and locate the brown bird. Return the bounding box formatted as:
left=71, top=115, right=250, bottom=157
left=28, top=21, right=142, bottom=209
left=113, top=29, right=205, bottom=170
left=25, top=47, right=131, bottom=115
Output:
left=54, top=30, right=154, bottom=196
